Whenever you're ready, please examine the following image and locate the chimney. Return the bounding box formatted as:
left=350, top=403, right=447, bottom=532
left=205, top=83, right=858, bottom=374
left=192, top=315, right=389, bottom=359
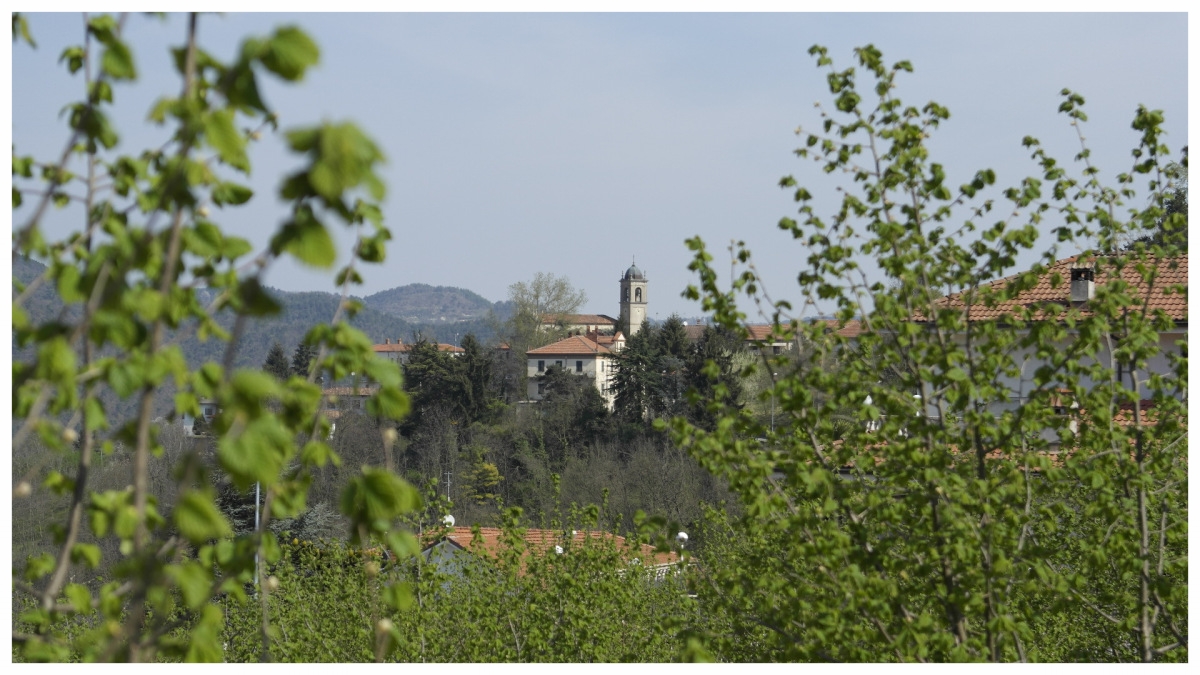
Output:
left=1070, top=263, right=1095, bottom=302
left=385, top=338, right=390, bottom=345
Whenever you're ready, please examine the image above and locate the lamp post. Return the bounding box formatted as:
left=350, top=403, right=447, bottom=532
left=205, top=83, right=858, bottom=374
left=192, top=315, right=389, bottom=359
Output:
left=770, top=373, right=777, bottom=435
left=253, top=480, right=260, bottom=588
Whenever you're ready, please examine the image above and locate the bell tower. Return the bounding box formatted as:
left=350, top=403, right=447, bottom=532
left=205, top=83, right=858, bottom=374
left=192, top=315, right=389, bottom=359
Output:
left=619, top=260, right=648, bottom=337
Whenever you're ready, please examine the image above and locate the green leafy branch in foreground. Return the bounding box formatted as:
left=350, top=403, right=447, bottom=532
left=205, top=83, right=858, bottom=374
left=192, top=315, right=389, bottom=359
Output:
left=12, top=13, right=419, bottom=662
left=672, top=44, right=1185, bottom=662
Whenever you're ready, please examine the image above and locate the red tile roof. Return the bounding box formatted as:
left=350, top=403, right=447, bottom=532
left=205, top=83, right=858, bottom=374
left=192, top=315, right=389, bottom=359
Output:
left=373, top=342, right=464, bottom=354
left=816, top=319, right=864, bottom=339
left=526, top=335, right=612, bottom=357
left=584, top=330, right=625, bottom=346
left=924, top=254, right=1187, bottom=323
left=540, top=313, right=618, bottom=326
left=745, top=324, right=788, bottom=343
left=428, top=527, right=678, bottom=567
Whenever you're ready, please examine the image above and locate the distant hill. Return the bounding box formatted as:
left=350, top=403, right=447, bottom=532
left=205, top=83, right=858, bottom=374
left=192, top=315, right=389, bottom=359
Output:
left=363, top=283, right=497, bottom=324
left=11, top=259, right=513, bottom=426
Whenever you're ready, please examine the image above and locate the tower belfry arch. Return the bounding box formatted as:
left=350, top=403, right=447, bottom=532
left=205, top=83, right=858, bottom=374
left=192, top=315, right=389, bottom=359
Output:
left=619, top=258, right=648, bottom=336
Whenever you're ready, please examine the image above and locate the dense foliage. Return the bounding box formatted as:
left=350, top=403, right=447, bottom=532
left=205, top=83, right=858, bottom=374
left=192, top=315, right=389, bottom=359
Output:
left=669, top=45, right=1186, bottom=662
left=12, top=14, right=1185, bottom=663
left=12, top=13, right=419, bottom=661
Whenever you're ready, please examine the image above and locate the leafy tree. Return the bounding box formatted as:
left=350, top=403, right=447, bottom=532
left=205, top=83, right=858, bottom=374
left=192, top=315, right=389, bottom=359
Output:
left=263, top=341, right=291, bottom=381
left=462, top=453, right=504, bottom=506
left=1131, top=158, right=1187, bottom=250
left=670, top=44, right=1186, bottom=662
left=11, top=13, right=419, bottom=662
left=536, top=364, right=611, bottom=462
left=505, top=272, right=587, bottom=347
left=682, top=325, right=746, bottom=430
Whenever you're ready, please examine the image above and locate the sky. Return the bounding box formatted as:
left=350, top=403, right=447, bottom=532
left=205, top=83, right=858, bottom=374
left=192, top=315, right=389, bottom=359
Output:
left=7, top=8, right=1191, bottom=322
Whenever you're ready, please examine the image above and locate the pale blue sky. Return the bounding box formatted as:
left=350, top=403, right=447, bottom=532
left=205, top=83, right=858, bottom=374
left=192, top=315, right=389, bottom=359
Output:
left=9, top=11, right=1189, bottom=320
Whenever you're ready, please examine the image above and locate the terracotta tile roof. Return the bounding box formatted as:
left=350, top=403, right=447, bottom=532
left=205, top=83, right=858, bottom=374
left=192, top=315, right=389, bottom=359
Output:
left=684, top=321, right=862, bottom=343
left=924, top=254, right=1187, bottom=323
left=372, top=342, right=465, bottom=354
left=373, top=342, right=410, bottom=353
left=540, top=313, right=618, bottom=326
left=745, top=324, right=789, bottom=343
left=427, top=527, right=679, bottom=567
left=526, top=335, right=612, bottom=357
left=584, top=330, right=625, bottom=346
left=817, top=319, right=863, bottom=339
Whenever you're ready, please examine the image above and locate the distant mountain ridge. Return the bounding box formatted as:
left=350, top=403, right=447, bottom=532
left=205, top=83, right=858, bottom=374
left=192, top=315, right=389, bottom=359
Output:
left=363, top=283, right=501, bottom=324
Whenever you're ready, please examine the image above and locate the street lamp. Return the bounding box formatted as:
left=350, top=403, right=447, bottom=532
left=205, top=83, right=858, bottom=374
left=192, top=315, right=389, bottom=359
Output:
left=770, top=373, right=777, bottom=434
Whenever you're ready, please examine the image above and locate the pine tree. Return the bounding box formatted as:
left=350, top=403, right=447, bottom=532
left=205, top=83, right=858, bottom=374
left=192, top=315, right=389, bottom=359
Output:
left=290, top=342, right=321, bottom=383
left=264, top=342, right=290, bottom=381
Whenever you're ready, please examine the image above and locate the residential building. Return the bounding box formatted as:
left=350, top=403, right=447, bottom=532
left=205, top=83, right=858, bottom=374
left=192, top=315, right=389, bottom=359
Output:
left=322, top=385, right=380, bottom=416
left=372, top=338, right=465, bottom=366
left=181, top=399, right=219, bottom=437
left=526, top=334, right=621, bottom=409
left=681, top=319, right=863, bottom=354
left=539, top=313, right=619, bottom=336
left=918, top=253, right=1187, bottom=415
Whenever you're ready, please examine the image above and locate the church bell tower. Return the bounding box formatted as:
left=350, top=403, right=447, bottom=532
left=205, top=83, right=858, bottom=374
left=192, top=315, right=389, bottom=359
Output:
left=619, top=260, right=648, bottom=337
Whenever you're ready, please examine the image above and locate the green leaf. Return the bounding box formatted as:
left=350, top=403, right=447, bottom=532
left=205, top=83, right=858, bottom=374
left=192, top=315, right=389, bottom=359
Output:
left=260, top=26, right=319, bottom=81
left=185, top=605, right=225, bottom=662
left=340, top=468, right=421, bottom=541
left=382, top=580, right=414, bottom=611
left=203, top=110, right=249, bottom=172
left=167, top=561, right=212, bottom=611
left=13, top=13, right=36, bottom=47
left=300, top=440, right=339, bottom=468
left=84, top=397, right=109, bottom=431
left=385, top=530, right=419, bottom=558
left=59, top=46, right=84, bottom=74
left=367, top=386, right=409, bottom=420
left=43, top=470, right=75, bottom=495
left=211, top=180, right=254, bottom=206
left=25, top=553, right=55, bottom=582
left=100, top=39, right=136, bottom=80
left=56, top=264, right=84, bottom=303
left=70, top=543, right=101, bottom=569
left=236, top=277, right=282, bottom=316
left=63, top=583, right=92, bottom=614
left=273, top=212, right=336, bottom=268
left=174, top=490, right=232, bottom=544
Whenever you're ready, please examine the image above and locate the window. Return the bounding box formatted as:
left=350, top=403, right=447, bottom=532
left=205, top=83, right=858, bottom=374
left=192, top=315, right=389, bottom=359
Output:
left=555, top=360, right=562, bottom=368
left=634, top=287, right=642, bottom=302
left=538, top=360, right=545, bottom=372
left=576, top=360, right=583, bottom=372
left=537, top=383, right=545, bottom=396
